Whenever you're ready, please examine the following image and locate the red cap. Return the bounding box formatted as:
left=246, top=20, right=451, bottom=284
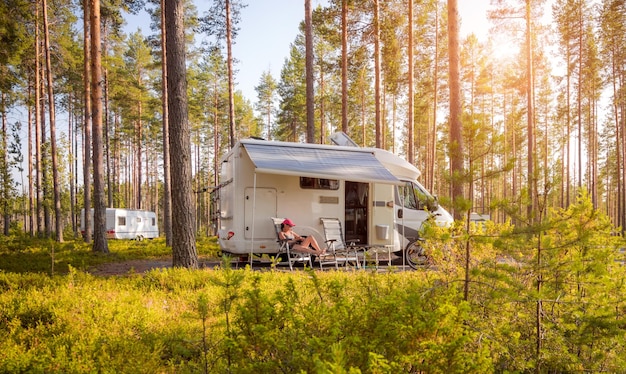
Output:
left=282, top=218, right=296, bottom=227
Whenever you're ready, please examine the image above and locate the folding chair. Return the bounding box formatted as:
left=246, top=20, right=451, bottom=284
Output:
left=320, top=218, right=364, bottom=269
left=270, top=217, right=313, bottom=270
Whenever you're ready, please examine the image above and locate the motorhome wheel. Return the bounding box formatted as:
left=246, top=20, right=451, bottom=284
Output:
left=405, top=240, right=429, bottom=270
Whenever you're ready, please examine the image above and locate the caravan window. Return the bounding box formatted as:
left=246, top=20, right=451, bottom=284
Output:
left=300, top=177, right=339, bottom=190
left=118, top=217, right=126, bottom=226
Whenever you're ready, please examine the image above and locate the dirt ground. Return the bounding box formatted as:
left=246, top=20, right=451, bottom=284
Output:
left=88, top=259, right=174, bottom=276
left=88, top=254, right=403, bottom=276
left=88, top=258, right=225, bottom=276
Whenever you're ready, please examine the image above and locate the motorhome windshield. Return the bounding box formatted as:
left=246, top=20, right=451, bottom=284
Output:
left=397, top=181, right=438, bottom=211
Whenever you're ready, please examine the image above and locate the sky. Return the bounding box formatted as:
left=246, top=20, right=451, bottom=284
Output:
left=229, top=0, right=491, bottom=103
left=125, top=0, right=492, bottom=104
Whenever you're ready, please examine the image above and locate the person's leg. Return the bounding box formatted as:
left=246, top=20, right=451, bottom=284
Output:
left=301, top=237, right=325, bottom=255
left=293, top=244, right=317, bottom=255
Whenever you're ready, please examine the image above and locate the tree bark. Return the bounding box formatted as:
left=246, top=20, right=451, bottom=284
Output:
left=83, top=0, right=92, bottom=243
left=526, top=0, right=536, bottom=221
left=341, top=0, right=348, bottom=134
left=90, top=0, right=109, bottom=253
left=166, top=0, right=198, bottom=268
left=226, top=0, right=236, bottom=148
left=34, top=4, right=43, bottom=236
left=305, top=0, right=315, bottom=143
left=407, top=0, right=414, bottom=164
left=161, top=0, right=172, bottom=246
left=374, top=0, right=381, bottom=148
left=430, top=2, right=439, bottom=192
left=42, top=0, right=63, bottom=242
left=448, top=0, right=464, bottom=220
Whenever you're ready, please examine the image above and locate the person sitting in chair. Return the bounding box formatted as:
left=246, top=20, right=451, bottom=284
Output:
left=279, top=218, right=326, bottom=256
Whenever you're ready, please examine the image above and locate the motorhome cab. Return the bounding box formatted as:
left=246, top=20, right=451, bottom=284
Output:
left=80, top=208, right=159, bottom=240
left=212, top=134, right=452, bottom=266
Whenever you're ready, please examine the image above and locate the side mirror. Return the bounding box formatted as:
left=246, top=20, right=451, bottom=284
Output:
left=427, top=196, right=440, bottom=211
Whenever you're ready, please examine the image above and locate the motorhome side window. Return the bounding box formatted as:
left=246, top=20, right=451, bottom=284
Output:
left=300, top=177, right=339, bottom=190
left=118, top=217, right=126, bottom=226
left=400, top=182, right=419, bottom=210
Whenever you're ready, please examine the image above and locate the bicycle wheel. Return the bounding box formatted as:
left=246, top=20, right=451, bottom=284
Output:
left=405, top=240, right=429, bottom=270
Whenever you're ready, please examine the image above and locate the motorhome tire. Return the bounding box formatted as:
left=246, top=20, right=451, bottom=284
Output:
left=405, top=240, right=429, bottom=270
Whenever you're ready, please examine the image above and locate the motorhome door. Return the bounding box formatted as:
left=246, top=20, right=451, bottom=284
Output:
left=244, top=187, right=277, bottom=239
left=345, top=181, right=368, bottom=245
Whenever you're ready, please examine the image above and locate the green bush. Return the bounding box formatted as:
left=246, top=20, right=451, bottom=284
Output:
left=0, top=194, right=625, bottom=372
left=0, top=268, right=495, bottom=373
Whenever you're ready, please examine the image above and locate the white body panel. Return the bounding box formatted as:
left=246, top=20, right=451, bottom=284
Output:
left=80, top=208, right=159, bottom=240
left=215, top=138, right=452, bottom=256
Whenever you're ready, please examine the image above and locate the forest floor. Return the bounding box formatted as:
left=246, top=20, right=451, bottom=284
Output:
left=88, top=257, right=225, bottom=276
left=88, top=253, right=403, bottom=276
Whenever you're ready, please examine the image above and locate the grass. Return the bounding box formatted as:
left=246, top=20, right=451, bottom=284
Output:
left=0, top=234, right=221, bottom=275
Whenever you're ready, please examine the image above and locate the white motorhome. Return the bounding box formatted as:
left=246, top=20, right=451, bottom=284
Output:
left=80, top=208, right=159, bottom=240
left=212, top=134, right=452, bottom=266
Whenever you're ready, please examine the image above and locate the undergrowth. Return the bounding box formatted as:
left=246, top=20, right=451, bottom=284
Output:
left=0, top=235, right=220, bottom=275
left=1, top=195, right=626, bottom=372
left=0, top=267, right=493, bottom=373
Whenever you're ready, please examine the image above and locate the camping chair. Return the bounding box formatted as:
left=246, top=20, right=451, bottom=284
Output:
left=320, top=218, right=365, bottom=269
left=270, top=217, right=313, bottom=270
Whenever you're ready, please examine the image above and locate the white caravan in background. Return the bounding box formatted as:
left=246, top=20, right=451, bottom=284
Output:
left=80, top=208, right=159, bottom=240
left=211, top=133, right=453, bottom=267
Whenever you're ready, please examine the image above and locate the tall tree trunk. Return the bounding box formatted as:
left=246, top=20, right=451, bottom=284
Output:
left=226, top=0, right=236, bottom=148
left=35, top=3, right=43, bottom=236
left=90, top=0, right=109, bottom=253
left=526, top=0, right=536, bottom=221
left=83, top=0, right=92, bottom=243
left=407, top=0, right=414, bottom=164
left=166, top=0, right=198, bottom=268
left=105, top=73, right=112, bottom=207
left=610, top=49, right=622, bottom=231
left=577, top=0, right=582, bottom=190
left=1, top=94, right=8, bottom=235
left=161, top=0, right=172, bottom=246
left=319, top=64, right=325, bottom=144
left=69, top=96, right=76, bottom=236
left=374, top=0, right=382, bottom=148
left=27, top=80, right=34, bottom=235
left=566, top=49, right=571, bottom=208
left=430, top=2, right=439, bottom=192
left=40, top=63, right=50, bottom=237
left=42, top=0, right=63, bottom=242
left=103, top=23, right=113, bottom=208
left=305, top=0, right=315, bottom=143
left=213, top=80, right=219, bottom=235
left=341, top=0, right=348, bottom=134
left=448, top=0, right=464, bottom=221
left=136, top=102, right=143, bottom=209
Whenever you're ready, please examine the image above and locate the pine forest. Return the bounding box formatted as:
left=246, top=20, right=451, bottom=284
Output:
left=4, top=1, right=626, bottom=372
left=0, top=0, right=625, bottom=239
